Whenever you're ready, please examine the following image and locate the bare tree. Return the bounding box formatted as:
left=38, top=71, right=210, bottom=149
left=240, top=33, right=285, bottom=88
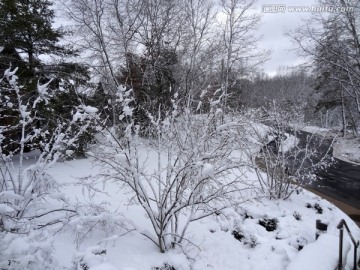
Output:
left=180, top=0, right=218, bottom=108
left=249, top=102, right=333, bottom=199
left=288, top=0, right=360, bottom=133
left=61, top=0, right=144, bottom=126
left=62, top=0, right=267, bottom=118
left=218, top=0, right=268, bottom=113
left=230, top=66, right=314, bottom=115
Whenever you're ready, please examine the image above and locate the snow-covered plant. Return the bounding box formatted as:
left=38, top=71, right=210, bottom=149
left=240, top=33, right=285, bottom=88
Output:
left=84, top=88, right=251, bottom=253
left=71, top=246, right=118, bottom=270
left=0, top=230, right=58, bottom=270
left=251, top=102, right=334, bottom=199
left=0, top=67, right=96, bottom=232
left=66, top=203, right=132, bottom=247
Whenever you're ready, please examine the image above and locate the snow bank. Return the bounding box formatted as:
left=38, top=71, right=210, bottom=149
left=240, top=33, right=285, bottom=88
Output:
left=0, top=203, right=16, bottom=214
left=73, top=246, right=119, bottom=270
left=302, top=125, right=360, bottom=164
left=48, top=153, right=360, bottom=270
left=333, top=136, right=360, bottom=164
left=4, top=132, right=357, bottom=270
left=301, top=126, right=332, bottom=135
left=287, top=234, right=350, bottom=270
left=280, top=134, right=298, bottom=153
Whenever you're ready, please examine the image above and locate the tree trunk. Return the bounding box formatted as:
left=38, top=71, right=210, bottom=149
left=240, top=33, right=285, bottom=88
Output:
left=341, top=88, right=347, bottom=137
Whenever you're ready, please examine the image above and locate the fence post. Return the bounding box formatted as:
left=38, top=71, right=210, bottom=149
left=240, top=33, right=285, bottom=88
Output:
left=315, top=219, right=328, bottom=240
left=354, top=243, right=358, bottom=270
left=338, top=227, right=344, bottom=270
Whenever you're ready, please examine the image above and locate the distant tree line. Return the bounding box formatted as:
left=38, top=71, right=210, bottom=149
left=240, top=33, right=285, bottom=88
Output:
left=289, top=0, right=360, bottom=135
left=62, top=0, right=268, bottom=125
left=1, top=0, right=271, bottom=149
left=2, top=0, right=359, bottom=160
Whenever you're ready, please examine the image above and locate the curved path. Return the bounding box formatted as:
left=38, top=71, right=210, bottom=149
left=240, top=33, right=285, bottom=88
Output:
left=314, top=159, right=360, bottom=210
left=297, top=131, right=360, bottom=225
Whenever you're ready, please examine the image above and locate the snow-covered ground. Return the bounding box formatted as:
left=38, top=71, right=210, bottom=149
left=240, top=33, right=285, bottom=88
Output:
left=33, top=156, right=359, bottom=270
left=2, top=121, right=359, bottom=270
left=302, top=126, right=360, bottom=164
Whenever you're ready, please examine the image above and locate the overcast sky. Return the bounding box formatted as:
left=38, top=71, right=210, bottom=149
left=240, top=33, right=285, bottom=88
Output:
left=255, top=0, right=317, bottom=75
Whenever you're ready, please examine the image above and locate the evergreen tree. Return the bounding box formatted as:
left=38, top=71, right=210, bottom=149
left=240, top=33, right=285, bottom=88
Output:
left=0, top=0, right=93, bottom=156
left=120, top=49, right=178, bottom=131
left=88, top=83, right=112, bottom=125
left=312, top=19, right=353, bottom=132
left=1, top=0, right=68, bottom=74
left=0, top=0, right=90, bottom=87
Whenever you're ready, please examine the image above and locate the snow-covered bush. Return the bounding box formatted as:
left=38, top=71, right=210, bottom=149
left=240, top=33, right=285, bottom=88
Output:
left=0, top=68, right=95, bottom=232
left=66, top=206, right=131, bottom=247
left=72, top=246, right=118, bottom=270
left=258, top=217, right=278, bottom=232
left=84, top=88, right=252, bottom=253
left=231, top=229, right=245, bottom=241
left=0, top=230, right=57, bottom=270
left=251, top=103, right=334, bottom=199
left=152, top=263, right=176, bottom=270
left=0, top=67, right=104, bottom=269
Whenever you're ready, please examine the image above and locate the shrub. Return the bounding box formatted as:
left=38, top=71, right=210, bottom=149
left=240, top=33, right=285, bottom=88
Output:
left=259, top=217, right=278, bottom=232
left=293, top=211, right=302, bottom=220
left=152, top=263, right=176, bottom=270
left=232, top=229, right=245, bottom=241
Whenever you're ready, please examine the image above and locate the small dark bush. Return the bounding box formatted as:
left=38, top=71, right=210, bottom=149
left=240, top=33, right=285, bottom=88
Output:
left=314, top=203, right=323, bottom=214
left=245, top=235, right=258, bottom=248
left=259, top=217, right=278, bottom=232
left=152, top=263, right=176, bottom=270
left=77, top=249, right=107, bottom=270
left=305, top=203, right=323, bottom=214
left=296, top=236, right=308, bottom=251
left=232, top=229, right=258, bottom=248
left=232, top=230, right=245, bottom=241
left=80, top=263, right=89, bottom=270
left=293, top=211, right=301, bottom=220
